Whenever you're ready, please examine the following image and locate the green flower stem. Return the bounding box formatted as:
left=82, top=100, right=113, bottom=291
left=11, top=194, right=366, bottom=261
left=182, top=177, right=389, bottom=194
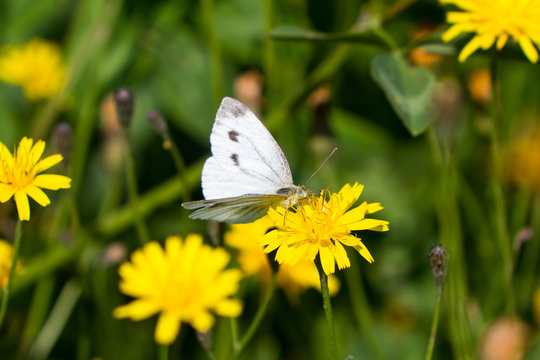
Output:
left=158, top=344, right=169, bottom=360
left=428, top=127, right=472, bottom=358
left=315, top=258, right=338, bottom=360
left=425, top=288, right=443, bottom=360
left=161, top=132, right=190, bottom=203
left=0, top=220, right=22, bottom=329
left=29, top=278, right=82, bottom=360
left=124, top=135, right=151, bottom=244
left=230, top=272, right=276, bottom=360
left=345, top=257, right=386, bottom=360
left=489, top=57, right=515, bottom=313
left=21, top=277, right=56, bottom=349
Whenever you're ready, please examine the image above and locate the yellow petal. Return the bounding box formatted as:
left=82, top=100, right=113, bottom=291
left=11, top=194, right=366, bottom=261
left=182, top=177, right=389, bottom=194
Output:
left=334, top=242, right=351, bottom=270
left=113, top=299, right=160, bottom=320
left=0, top=183, right=15, bottom=202
left=34, top=154, right=63, bottom=173
left=518, top=34, right=539, bottom=63
left=214, top=299, right=243, bottom=317
left=191, top=310, right=214, bottom=332
left=155, top=312, right=181, bottom=344
left=33, top=174, right=71, bottom=190
left=458, top=36, right=483, bottom=62
left=14, top=191, right=30, bottom=221
left=29, top=140, right=46, bottom=165
left=496, top=33, right=508, bottom=50
left=319, top=247, right=335, bottom=275
left=354, top=243, right=374, bottom=263
left=25, top=185, right=51, bottom=207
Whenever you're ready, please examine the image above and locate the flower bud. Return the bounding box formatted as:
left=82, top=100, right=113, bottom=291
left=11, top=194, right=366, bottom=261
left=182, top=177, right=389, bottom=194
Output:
left=114, top=87, right=134, bottom=127
left=147, top=109, right=168, bottom=136
left=428, top=244, right=449, bottom=290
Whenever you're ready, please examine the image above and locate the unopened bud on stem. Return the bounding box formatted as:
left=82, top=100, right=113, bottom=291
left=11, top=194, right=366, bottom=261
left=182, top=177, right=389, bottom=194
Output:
left=114, top=87, right=134, bottom=127
left=147, top=109, right=168, bottom=136
left=429, top=244, right=449, bottom=291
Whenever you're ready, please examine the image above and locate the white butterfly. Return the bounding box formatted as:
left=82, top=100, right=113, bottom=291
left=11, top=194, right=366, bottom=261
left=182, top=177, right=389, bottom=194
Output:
left=182, top=97, right=308, bottom=223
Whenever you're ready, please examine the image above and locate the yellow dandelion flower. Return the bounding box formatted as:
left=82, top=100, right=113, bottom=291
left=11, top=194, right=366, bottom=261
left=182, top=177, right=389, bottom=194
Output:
left=113, top=234, right=243, bottom=344
left=260, top=183, right=389, bottom=275
left=225, top=216, right=340, bottom=299
left=440, top=0, right=540, bottom=63
left=0, top=137, right=71, bottom=221
left=0, top=240, right=22, bottom=288
left=504, top=126, right=540, bottom=191
left=0, top=38, right=67, bottom=100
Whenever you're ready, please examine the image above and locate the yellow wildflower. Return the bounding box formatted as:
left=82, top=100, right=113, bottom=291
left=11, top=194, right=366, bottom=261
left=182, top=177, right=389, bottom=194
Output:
left=0, top=240, right=22, bottom=288
left=113, top=234, right=243, bottom=344
left=0, top=38, right=67, bottom=100
left=261, top=183, right=389, bottom=275
left=440, top=0, right=540, bottom=63
left=0, top=137, right=71, bottom=221
left=225, top=216, right=340, bottom=300
left=504, top=127, right=540, bottom=191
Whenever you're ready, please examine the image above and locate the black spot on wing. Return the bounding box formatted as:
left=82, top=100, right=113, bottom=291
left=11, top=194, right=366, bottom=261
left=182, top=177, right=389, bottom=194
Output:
left=231, top=153, right=240, bottom=166
left=228, top=130, right=240, bottom=142
left=230, top=104, right=246, bottom=118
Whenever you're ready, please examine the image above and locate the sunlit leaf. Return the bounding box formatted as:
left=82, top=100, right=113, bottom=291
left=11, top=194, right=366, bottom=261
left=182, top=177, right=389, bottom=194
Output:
left=371, top=52, right=436, bottom=136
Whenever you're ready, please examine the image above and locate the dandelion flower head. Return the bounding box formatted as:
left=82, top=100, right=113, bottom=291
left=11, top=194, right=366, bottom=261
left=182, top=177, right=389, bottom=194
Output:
left=114, top=234, right=243, bottom=344
left=0, top=38, right=67, bottom=100
left=225, top=216, right=340, bottom=299
left=440, top=0, right=540, bottom=63
left=260, top=183, right=389, bottom=275
left=0, top=137, right=71, bottom=221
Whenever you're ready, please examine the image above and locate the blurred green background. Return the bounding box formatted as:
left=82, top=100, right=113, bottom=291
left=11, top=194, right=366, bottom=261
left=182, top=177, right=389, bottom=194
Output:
left=1, top=0, right=540, bottom=359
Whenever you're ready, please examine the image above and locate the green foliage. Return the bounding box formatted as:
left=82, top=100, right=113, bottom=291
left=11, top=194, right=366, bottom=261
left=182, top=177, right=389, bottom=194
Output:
left=0, top=0, right=539, bottom=359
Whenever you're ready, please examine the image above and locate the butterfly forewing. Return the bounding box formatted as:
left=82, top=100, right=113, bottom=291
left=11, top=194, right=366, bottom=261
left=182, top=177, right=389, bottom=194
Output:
left=202, top=97, right=294, bottom=199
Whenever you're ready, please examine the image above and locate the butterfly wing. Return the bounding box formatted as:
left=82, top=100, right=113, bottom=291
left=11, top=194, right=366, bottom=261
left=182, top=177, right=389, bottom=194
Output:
left=182, top=195, right=287, bottom=223
left=201, top=97, right=294, bottom=199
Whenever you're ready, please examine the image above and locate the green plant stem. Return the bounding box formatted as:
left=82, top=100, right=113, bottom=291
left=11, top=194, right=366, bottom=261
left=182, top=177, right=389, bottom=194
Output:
left=30, top=279, right=82, bottom=360
left=428, top=127, right=472, bottom=359
left=425, top=289, right=443, bottom=360
left=0, top=220, right=22, bottom=329
left=161, top=132, right=190, bottom=203
left=316, top=258, right=338, bottom=360
left=230, top=273, right=276, bottom=360
left=96, top=159, right=204, bottom=236
left=124, top=134, right=151, bottom=244
left=489, top=57, right=515, bottom=313
left=158, top=344, right=169, bottom=360
left=21, top=277, right=56, bottom=349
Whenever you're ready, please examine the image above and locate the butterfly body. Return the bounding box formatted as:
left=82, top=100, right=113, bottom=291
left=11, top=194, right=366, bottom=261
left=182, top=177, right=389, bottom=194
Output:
left=182, top=97, right=308, bottom=223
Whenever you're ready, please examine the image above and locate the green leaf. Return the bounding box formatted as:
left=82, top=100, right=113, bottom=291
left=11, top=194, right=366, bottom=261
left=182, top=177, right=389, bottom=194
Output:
left=269, top=25, right=388, bottom=47
left=371, top=52, right=436, bottom=136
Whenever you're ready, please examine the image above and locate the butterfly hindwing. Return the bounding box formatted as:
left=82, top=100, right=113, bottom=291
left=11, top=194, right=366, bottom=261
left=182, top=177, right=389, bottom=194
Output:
left=183, top=195, right=287, bottom=223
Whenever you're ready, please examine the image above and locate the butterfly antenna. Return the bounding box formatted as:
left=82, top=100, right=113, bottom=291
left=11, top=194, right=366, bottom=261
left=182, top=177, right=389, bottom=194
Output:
left=305, top=147, right=338, bottom=186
